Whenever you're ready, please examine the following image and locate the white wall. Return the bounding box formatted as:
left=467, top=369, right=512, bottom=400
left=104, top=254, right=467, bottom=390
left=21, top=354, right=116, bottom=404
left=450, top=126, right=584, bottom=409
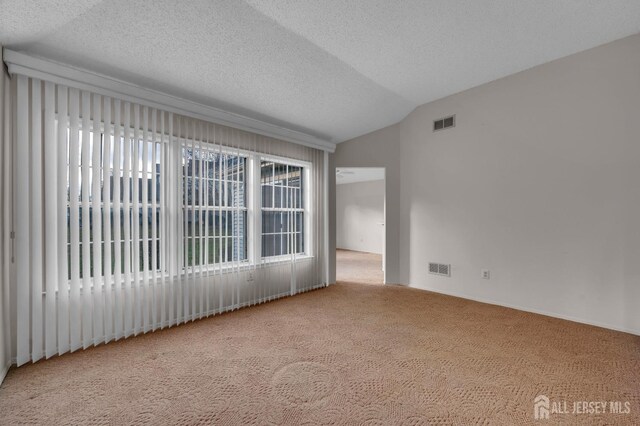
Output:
left=336, top=179, right=384, bottom=254
left=334, top=33, right=640, bottom=335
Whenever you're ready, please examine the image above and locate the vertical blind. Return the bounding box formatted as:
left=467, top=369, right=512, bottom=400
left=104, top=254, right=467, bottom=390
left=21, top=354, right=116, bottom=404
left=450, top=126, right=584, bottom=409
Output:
left=13, top=75, right=328, bottom=366
left=1, top=60, right=11, bottom=375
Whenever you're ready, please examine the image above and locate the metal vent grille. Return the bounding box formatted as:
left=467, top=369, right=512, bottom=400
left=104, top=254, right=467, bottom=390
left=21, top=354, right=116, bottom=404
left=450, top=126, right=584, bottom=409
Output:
left=433, top=115, right=455, bottom=132
left=429, top=262, right=451, bottom=277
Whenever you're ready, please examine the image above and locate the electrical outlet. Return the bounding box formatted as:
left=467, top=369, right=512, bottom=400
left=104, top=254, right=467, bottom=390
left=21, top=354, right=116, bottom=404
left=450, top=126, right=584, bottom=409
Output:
left=247, top=272, right=254, bottom=282
left=481, top=269, right=490, bottom=280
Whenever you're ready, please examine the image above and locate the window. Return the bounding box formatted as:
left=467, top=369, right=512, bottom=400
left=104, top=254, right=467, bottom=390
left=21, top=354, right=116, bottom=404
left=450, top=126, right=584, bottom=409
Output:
left=182, top=147, right=247, bottom=267
left=261, top=161, right=304, bottom=257
left=66, top=129, right=162, bottom=279
left=66, top=127, right=307, bottom=279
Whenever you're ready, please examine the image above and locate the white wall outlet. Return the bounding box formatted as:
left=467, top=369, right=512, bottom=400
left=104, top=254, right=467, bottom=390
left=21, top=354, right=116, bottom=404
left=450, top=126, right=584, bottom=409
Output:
left=247, top=272, right=254, bottom=282
left=481, top=269, right=490, bottom=280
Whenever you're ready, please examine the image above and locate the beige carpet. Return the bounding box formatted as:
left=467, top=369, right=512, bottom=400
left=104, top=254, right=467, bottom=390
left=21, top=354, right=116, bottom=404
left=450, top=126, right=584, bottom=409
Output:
left=1, top=251, right=639, bottom=425
left=336, top=249, right=383, bottom=285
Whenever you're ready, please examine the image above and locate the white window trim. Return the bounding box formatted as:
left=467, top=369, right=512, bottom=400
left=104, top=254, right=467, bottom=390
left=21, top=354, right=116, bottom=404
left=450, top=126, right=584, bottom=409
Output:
left=180, top=142, right=250, bottom=271
left=258, top=155, right=312, bottom=259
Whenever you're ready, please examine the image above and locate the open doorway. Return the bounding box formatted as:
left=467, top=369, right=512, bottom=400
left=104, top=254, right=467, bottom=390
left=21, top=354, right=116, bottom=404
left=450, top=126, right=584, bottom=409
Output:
left=335, top=167, right=385, bottom=285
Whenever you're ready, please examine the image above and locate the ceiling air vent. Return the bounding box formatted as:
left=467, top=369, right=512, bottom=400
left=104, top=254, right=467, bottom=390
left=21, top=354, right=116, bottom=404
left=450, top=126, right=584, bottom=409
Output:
left=429, top=262, right=451, bottom=277
left=433, top=115, right=455, bottom=132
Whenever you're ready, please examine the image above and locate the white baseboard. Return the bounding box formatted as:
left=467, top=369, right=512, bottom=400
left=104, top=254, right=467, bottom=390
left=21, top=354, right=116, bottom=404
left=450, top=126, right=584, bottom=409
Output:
left=408, top=283, right=640, bottom=336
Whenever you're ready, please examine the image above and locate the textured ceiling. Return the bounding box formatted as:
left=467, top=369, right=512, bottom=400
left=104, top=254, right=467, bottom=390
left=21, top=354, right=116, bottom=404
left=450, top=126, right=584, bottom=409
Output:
left=2, top=1, right=640, bottom=143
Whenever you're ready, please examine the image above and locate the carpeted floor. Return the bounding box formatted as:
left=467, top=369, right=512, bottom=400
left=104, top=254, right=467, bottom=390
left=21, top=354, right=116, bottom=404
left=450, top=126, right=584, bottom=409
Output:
left=1, top=251, right=639, bottom=425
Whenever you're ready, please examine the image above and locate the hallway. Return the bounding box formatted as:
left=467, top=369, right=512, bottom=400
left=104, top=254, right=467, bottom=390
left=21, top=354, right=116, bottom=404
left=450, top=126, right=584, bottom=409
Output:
left=336, top=249, right=383, bottom=285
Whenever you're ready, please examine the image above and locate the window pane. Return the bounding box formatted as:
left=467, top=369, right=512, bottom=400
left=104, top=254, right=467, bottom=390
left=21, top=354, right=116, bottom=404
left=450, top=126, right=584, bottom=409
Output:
left=261, top=161, right=273, bottom=184
left=262, top=185, right=273, bottom=208
left=296, top=232, right=304, bottom=254
left=274, top=163, right=287, bottom=186
left=295, top=212, right=303, bottom=233
left=289, top=166, right=302, bottom=188
left=206, top=179, right=214, bottom=206
left=274, top=186, right=284, bottom=209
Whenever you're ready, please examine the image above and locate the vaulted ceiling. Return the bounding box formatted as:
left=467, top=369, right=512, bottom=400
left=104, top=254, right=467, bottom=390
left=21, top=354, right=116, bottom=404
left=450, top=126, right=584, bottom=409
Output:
left=2, top=1, right=640, bottom=143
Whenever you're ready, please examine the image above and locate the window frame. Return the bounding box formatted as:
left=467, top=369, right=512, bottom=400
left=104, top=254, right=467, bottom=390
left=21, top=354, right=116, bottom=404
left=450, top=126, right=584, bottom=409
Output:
left=258, top=154, right=312, bottom=261
left=63, top=114, right=315, bottom=288
left=180, top=142, right=250, bottom=271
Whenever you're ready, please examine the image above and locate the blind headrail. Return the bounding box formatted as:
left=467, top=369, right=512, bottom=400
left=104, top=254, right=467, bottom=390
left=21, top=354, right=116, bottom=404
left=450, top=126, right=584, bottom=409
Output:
left=3, top=49, right=336, bottom=153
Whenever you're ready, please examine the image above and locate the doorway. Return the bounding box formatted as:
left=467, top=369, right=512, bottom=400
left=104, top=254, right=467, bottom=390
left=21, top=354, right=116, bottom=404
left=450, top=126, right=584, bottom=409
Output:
left=335, top=167, right=385, bottom=285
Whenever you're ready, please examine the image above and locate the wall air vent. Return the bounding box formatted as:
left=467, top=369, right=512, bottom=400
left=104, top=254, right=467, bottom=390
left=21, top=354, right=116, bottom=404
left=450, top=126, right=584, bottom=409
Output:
left=429, top=262, right=451, bottom=277
left=433, top=115, right=455, bottom=132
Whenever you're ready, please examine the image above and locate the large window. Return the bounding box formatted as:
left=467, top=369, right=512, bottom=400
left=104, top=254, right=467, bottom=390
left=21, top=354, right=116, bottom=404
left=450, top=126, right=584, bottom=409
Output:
left=182, top=147, right=247, bottom=267
left=66, top=130, right=307, bottom=279
left=261, top=161, right=305, bottom=257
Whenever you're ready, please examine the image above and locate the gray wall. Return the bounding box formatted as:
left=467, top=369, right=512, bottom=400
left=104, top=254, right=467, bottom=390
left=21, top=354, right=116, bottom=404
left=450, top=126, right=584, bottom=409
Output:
left=328, top=153, right=336, bottom=284
left=333, top=33, right=640, bottom=334
left=336, top=179, right=384, bottom=254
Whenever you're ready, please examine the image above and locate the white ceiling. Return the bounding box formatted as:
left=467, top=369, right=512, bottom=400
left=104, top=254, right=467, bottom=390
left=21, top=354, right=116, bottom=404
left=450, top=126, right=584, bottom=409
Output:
left=2, top=1, right=640, bottom=143
left=336, top=167, right=384, bottom=185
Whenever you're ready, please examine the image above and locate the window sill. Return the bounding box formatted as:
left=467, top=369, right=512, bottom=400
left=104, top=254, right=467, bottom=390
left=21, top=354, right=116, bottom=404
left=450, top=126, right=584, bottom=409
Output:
left=56, top=255, right=315, bottom=295
left=259, top=253, right=314, bottom=265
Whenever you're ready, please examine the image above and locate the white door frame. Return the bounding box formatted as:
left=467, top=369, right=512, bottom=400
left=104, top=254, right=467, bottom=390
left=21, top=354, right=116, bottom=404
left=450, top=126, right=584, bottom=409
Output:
left=335, top=166, right=387, bottom=284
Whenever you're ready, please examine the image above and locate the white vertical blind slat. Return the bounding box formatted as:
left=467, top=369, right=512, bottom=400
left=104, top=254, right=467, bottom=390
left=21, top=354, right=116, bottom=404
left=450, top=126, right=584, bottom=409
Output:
left=122, top=102, right=133, bottom=336
left=187, top=119, right=194, bottom=321
left=150, top=108, right=158, bottom=331
left=103, top=96, right=113, bottom=343
left=191, top=121, right=197, bottom=320
left=168, top=113, right=176, bottom=326
left=235, top=129, right=241, bottom=308
left=43, top=81, right=58, bottom=358
left=113, top=99, right=123, bottom=339
left=1, top=74, right=12, bottom=363
left=178, top=117, right=184, bottom=323
left=204, top=124, right=210, bottom=315
left=31, top=79, right=44, bottom=362
left=197, top=122, right=204, bottom=319
left=132, top=104, right=141, bottom=334
left=216, top=127, right=223, bottom=309
left=92, top=93, right=104, bottom=344
left=221, top=134, right=228, bottom=306
left=159, top=111, right=166, bottom=328
left=15, top=75, right=30, bottom=366
left=56, top=85, right=70, bottom=355
left=68, top=88, right=81, bottom=351
left=80, top=90, right=93, bottom=349
left=141, top=106, right=150, bottom=331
